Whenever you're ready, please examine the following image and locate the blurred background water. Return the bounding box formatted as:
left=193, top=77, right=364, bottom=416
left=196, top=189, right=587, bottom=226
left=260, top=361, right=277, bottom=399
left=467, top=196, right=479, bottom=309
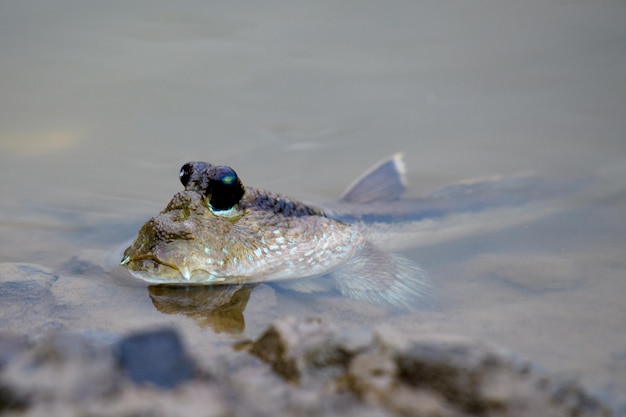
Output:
left=1, top=0, right=625, bottom=412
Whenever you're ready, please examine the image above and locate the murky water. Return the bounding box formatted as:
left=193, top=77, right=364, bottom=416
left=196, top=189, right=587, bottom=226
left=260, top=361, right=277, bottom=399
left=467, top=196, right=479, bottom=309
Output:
left=2, top=1, right=626, bottom=413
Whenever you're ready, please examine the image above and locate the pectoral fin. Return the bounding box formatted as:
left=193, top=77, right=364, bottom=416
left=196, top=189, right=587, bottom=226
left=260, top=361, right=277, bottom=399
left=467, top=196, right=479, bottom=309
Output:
left=330, top=243, right=434, bottom=311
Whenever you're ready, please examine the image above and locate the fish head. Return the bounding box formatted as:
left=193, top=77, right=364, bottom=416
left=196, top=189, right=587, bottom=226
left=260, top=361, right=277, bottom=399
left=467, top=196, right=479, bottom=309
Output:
left=120, top=189, right=240, bottom=283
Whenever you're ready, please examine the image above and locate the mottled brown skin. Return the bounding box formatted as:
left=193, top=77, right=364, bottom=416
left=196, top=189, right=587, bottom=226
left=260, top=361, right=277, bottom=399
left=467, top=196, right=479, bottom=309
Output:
left=121, top=184, right=363, bottom=284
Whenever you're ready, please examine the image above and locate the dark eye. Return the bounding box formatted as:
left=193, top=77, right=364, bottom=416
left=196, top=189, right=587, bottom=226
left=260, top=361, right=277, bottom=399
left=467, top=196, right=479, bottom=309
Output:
left=179, top=163, right=194, bottom=187
left=207, top=166, right=245, bottom=211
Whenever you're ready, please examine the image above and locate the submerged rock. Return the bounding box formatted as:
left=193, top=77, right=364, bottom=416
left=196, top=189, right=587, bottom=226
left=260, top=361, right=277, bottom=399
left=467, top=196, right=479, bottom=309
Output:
left=0, top=263, right=60, bottom=332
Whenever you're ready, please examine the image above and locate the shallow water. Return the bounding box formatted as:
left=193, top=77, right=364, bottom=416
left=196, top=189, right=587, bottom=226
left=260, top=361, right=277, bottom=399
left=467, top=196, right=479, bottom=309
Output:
left=1, top=0, right=626, bottom=412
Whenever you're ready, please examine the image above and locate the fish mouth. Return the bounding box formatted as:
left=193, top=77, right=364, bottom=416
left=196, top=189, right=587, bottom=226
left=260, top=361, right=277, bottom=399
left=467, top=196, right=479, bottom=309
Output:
left=121, top=252, right=176, bottom=270
left=120, top=253, right=182, bottom=280
left=120, top=253, right=227, bottom=284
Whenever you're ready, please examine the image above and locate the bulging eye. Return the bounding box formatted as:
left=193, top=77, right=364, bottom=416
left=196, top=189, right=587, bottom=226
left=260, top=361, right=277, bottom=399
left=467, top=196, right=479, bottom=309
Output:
left=207, top=166, right=245, bottom=212
left=179, top=163, right=194, bottom=187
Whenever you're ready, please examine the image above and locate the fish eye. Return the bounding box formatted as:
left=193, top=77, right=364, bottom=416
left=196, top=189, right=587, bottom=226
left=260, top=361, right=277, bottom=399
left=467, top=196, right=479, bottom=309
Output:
left=179, top=163, right=193, bottom=187
left=207, top=166, right=245, bottom=212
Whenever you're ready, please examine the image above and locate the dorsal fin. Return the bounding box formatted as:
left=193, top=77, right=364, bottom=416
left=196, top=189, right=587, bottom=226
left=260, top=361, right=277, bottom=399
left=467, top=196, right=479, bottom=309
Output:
left=340, top=153, right=407, bottom=203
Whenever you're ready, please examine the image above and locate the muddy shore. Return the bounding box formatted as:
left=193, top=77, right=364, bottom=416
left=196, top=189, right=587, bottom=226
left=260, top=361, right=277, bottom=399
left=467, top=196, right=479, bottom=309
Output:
left=1, top=313, right=612, bottom=416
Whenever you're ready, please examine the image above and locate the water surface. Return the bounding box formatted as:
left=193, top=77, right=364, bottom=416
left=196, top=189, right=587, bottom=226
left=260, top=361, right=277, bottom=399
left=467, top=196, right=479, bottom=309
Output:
left=1, top=1, right=625, bottom=412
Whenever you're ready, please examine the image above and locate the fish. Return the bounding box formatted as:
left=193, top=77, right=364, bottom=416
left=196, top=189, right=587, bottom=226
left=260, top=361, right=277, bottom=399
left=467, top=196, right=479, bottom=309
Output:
left=120, top=153, right=568, bottom=310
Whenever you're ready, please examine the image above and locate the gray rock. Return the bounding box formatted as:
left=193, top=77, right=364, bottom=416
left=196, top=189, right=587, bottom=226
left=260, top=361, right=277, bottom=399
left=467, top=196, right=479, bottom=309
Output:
left=0, top=263, right=72, bottom=335
left=0, top=263, right=57, bottom=317
left=0, top=263, right=58, bottom=296
left=115, top=328, right=200, bottom=389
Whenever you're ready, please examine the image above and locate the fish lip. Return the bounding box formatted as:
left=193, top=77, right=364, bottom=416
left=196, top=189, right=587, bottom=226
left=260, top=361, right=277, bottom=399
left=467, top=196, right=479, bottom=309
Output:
left=121, top=253, right=228, bottom=284
left=122, top=253, right=180, bottom=271
left=121, top=253, right=185, bottom=278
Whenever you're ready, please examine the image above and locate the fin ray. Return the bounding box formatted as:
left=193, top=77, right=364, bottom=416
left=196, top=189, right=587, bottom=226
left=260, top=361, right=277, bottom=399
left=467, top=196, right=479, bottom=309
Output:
left=330, top=243, right=435, bottom=311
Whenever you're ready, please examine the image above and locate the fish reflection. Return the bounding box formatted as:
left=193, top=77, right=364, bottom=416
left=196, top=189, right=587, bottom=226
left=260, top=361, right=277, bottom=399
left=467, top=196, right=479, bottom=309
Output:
left=148, top=284, right=255, bottom=333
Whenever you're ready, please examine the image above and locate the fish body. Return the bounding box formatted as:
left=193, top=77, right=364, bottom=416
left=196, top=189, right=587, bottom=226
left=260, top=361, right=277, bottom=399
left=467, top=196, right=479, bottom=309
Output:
left=122, top=185, right=363, bottom=284
left=121, top=154, right=564, bottom=309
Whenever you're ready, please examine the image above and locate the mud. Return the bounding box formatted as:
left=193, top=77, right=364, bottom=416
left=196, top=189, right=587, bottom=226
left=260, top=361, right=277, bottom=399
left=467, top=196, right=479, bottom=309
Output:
left=0, top=316, right=611, bottom=417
